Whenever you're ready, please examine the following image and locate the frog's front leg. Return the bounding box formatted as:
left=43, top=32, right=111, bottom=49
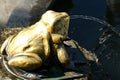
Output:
left=56, top=43, right=78, bottom=71
left=56, top=44, right=69, bottom=64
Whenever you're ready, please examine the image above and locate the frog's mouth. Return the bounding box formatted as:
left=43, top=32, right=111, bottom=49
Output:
left=8, top=53, right=43, bottom=71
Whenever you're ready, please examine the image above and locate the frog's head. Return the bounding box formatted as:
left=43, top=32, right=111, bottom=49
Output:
left=40, top=10, right=70, bottom=38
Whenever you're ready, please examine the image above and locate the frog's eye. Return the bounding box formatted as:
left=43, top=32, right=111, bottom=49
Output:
left=23, top=45, right=31, bottom=51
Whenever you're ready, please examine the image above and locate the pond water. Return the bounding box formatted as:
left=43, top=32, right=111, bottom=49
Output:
left=67, top=0, right=120, bottom=80
left=49, top=0, right=107, bottom=49
left=51, top=0, right=120, bottom=80
left=1, top=0, right=120, bottom=80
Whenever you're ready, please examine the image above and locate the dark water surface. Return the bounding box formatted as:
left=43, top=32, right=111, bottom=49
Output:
left=69, top=0, right=106, bottom=48
left=64, top=0, right=120, bottom=80
left=52, top=0, right=120, bottom=80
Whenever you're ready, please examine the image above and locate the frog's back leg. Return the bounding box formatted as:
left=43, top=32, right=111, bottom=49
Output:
left=1, top=35, right=14, bottom=55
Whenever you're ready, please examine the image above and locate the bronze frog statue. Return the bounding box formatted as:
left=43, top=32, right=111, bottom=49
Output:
left=0, top=10, right=70, bottom=71
left=0, top=10, right=98, bottom=80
